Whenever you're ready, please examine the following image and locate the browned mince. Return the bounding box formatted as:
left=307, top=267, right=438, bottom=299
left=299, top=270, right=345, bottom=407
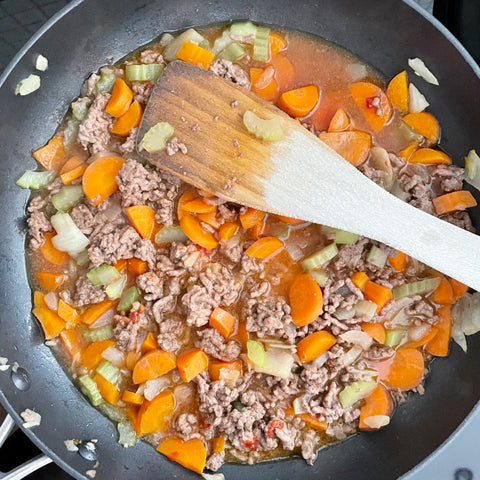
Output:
left=25, top=24, right=473, bottom=471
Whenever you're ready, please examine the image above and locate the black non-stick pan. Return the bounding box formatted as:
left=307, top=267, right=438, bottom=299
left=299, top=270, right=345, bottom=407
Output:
left=0, top=1, right=479, bottom=479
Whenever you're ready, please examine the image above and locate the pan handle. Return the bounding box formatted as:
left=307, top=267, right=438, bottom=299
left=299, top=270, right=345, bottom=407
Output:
left=0, top=414, right=53, bottom=480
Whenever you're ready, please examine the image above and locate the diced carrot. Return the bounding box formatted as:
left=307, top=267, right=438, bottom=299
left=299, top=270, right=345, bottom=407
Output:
left=402, top=112, right=440, bottom=144
left=197, top=209, right=221, bottom=230
left=57, top=299, right=79, bottom=325
left=386, top=71, right=409, bottom=113
left=128, top=257, right=148, bottom=275
left=269, top=32, right=287, bottom=56
left=126, top=205, right=157, bottom=239
left=114, top=258, right=128, bottom=273
left=408, top=148, right=451, bottom=165
left=284, top=407, right=327, bottom=431
left=359, top=384, right=393, bottom=431
left=277, top=85, right=320, bottom=118
left=318, top=130, right=372, bottom=167
left=132, top=349, right=177, bottom=384
left=137, top=390, right=175, bottom=435
left=212, top=436, right=226, bottom=453
left=80, top=339, right=115, bottom=371
left=209, top=307, right=236, bottom=339
left=80, top=299, right=116, bottom=326
left=349, top=82, right=393, bottom=132
left=105, top=78, right=133, bottom=117
left=111, top=100, right=143, bottom=137
left=141, top=332, right=158, bottom=352
left=289, top=273, right=323, bottom=326
left=32, top=136, right=65, bottom=171
left=180, top=213, right=218, bottom=250
left=398, top=141, right=420, bottom=162
left=208, top=360, right=243, bottom=382
left=328, top=108, right=350, bottom=132
left=176, top=41, right=215, bottom=69
left=249, top=221, right=265, bottom=239
left=296, top=330, right=336, bottom=363
left=125, top=350, right=141, bottom=370
left=40, top=231, right=68, bottom=265
left=388, top=251, right=406, bottom=272
left=432, top=274, right=455, bottom=305
left=59, top=155, right=87, bottom=184
left=363, top=280, right=393, bottom=313
left=218, top=222, right=239, bottom=241
left=433, top=190, right=477, bottom=215
left=182, top=198, right=216, bottom=214
left=157, top=438, right=207, bottom=474
left=449, top=278, right=469, bottom=301
left=36, top=271, right=65, bottom=291
left=245, top=236, right=283, bottom=259
left=351, top=272, right=369, bottom=291
left=426, top=305, right=452, bottom=357
left=273, top=214, right=306, bottom=225
left=177, top=190, right=197, bottom=221
left=240, top=207, right=266, bottom=229
left=32, top=306, right=65, bottom=339
left=176, top=349, right=208, bottom=383
left=269, top=54, right=295, bottom=92
left=82, top=156, right=124, bottom=206
left=232, top=321, right=249, bottom=350
left=33, top=291, right=47, bottom=308
left=60, top=329, right=86, bottom=357
left=250, top=66, right=279, bottom=102
left=361, top=322, right=386, bottom=344
left=59, top=154, right=85, bottom=174
left=122, top=390, right=144, bottom=405
left=93, top=373, right=120, bottom=404
left=378, top=347, right=424, bottom=391
left=402, top=326, right=438, bottom=349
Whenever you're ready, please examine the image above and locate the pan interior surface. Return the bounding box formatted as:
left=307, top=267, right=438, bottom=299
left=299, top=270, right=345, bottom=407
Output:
left=0, top=1, right=479, bottom=479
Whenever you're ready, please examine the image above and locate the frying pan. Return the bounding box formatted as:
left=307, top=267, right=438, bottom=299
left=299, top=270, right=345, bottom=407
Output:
left=0, top=1, right=479, bottom=479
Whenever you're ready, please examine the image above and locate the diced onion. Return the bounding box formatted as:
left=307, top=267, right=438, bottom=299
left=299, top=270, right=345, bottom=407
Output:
left=250, top=346, right=294, bottom=379
left=465, top=150, right=480, bottom=192
left=285, top=243, right=304, bottom=261
left=342, top=345, right=363, bottom=366
left=21, top=409, right=42, bottom=428
left=408, top=323, right=431, bottom=342
left=333, top=307, right=355, bottom=321
left=90, top=308, right=115, bottom=328
left=51, top=212, right=89, bottom=257
left=293, top=394, right=312, bottom=415
left=339, top=330, right=373, bottom=350
left=452, top=292, right=480, bottom=336
left=354, top=300, right=377, bottom=321
left=101, top=346, right=125, bottom=367
left=173, top=383, right=194, bottom=403
left=243, top=110, right=284, bottom=142
left=310, top=352, right=328, bottom=368
left=144, top=377, right=169, bottom=401
left=202, top=474, right=225, bottom=480
left=347, top=63, right=367, bottom=81
left=35, top=54, right=49, bottom=71
left=363, top=415, right=390, bottom=429
left=366, top=245, right=387, bottom=268
left=408, top=83, right=429, bottom=113
left=308, top=269, right=329, bottom=287
left=64, top=439, right=79, bottom=452
left=44, top=292, right=58, bottom=311
left=15, top=74, right=41, bottom=96
left=408, top=58, right=439, bottom=86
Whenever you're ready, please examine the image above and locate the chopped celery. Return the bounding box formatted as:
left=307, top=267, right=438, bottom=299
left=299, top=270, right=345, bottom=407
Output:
left=338, top=380, right=377, bottom=408
left=16, top=170, right=56, bottom=189
left=218, top=42, right=246, bottom=62
left=321, top=225, right=337, bottom=234
left=71, top=98, right=90, bottom=121
left=74, top=249, right=90, bottom=266
left=270, top=224, right=291, bottom=241
left=392, top=277, right=440, bottom=300
left=87, top=265, right=121, bottom=286
left=384, top=329, right=406, bottom=348
left=250, top=347, right=294, bottom=379
left=117, top=422, right=137, bottom=447
left=301, top=243, right=338, bottom=270
left=83, top=325, right=113, bottom=342
left=230, top=21, right=257, bottom=42
left=243, top=110, right=284, bottom=141
left=366, top=245, right=388, bottom=268
left=51, top=185, right=84, bottom=212
left=247, top=340, right=267, bottom=368
left=309, top=269, right=329, bottom=287
left=62, top=118, right=80, bottom=148
left=125, top=64, right=164, bottom=82
left=253, top=26, right=270, bottom=62
left=139, top=121, right=174, bottom=153
left=96, top=360, right=120, bottom=386
left=465, top=150, right=480, bottom=192
left=117, top=286, right=140, bottom=313
left=155, top=225, right=188, bottom=244
left=212, top=28, right=233, bottom=54
left=163, top=28, right=207, bottom=61
left=354, top=300, right=377, bottom=321
left=321, top=225, right=358, bottom=244
left=105, top=274, right=127, bottom=300
left=94, top=67, right=116, bottom=94
left=99, top=403, right=127, bottom=422
left=78, top=375, right=103, bottom=406
left=51, top=213, right=89, bottom=257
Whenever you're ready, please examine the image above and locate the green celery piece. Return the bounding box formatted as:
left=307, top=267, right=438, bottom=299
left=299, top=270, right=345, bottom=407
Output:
left=243, top=110, right=283, bottom=141
left=117, top=422, right=137, bottom=447
left=230, top=21, right=257, bottom=41
left=309, top=269, right=329, bottom=287
left=117, top=286, right=140, bottom=313
left=253, top=26, right=270, bottom=62
left=83, top=325, right=113, bottom=342
left=78, top=375, right=103, bottom=406
left=125, top=64, right=164, bottom=82
left=338, top=380, right=377, bottom=408
left=51, top=185, right=84, bottom=212
left=105, top=274, right=127, bottom=300
left=139, top=122, right=174, bottom=153
left=384, top=329, right=406, bottom=348
left=218, top=42, right=246, bottom=62
left=301, top=243, right=338, bottom=271
left=95, top=67, right=116, bottom=94
left=96, top=360, right=120, bottom=386
left=247, top=340, right=267, bottom=368
left=392, top=277, right=441, bottom=300
left=16, top=170, right=56, bottom=190
left=155, top=225, right=188, bottom=245
left=87, top=265, right=121, bottom=286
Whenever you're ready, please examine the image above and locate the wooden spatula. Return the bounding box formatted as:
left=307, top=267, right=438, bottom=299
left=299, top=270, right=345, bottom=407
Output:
left=137, top=61, right=480, bottom=291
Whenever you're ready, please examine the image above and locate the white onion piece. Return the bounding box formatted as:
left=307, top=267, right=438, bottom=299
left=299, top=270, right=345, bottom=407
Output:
left=293, top=394, right=312, bottom=415
left=285, top=243, right=304, bottom=261
left=15, top=74, right=41, bottom=96
left=254, top=66, right=275, bottom=89
left=390, top=181, right=409, bottom=202
left=310, top=352, right=328, bottom=368
left=21, top=409, right=42, bottom=428
left=96, top=201, right=122, bottom=223
left=340, top=330, right=373, bottom=350
left=44, top=291, right=59, bottom=312
left=90, top=308, right=115, bottom=328
left=327, top=424, right=347, bottom=440
left=333, top=307, right=355, bottom=321
left=342, top=345, right=363, bottom=366
left=363, top=415, right=390, bottom=429
left=35, top=54, right=48, bottom=71
left=64, top=439, right=79, bottom=452
left=408, top=83, right=429, bottom=113
left=408, top=58, right=439, bottom=85
left=101, top=346, right=125, bottom=367
left=51, top=213, right=89, bottom=257
left=0, top=357, right=10, bottom=372
left=464, top=149, right=480, bottom=192
left=354, top=301, right=377, bottom=321
left=451, top=320, right=467, bottom=352
left=453, top=292, right=480, bottom=336
left=369, top=147, right=394, bottom=191
left=202, top=473, right=225, bottom=480
left=144, top=377, right=170, bottom=401
left=408, top=323, right=431, bottom=342
left=173, top=383, right=195, bottom=403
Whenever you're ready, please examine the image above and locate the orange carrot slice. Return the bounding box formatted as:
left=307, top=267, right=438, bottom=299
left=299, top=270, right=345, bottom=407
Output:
left=290, top=273, right=323, bottom=326
left=361, top=322, right=386, bottom=344
left=141, top=332, right=158, bottom=352
left=426, top=305, right=452, bottom=357
left=328, top=108, right=350, bottom=132
left=277, top=85, right=320, bottom=118
left=208, top=360, right=243, bottom=382
left=80, top=339, right=115, bottom=370
left=379, top=347, right=424, bottom=391
left=386, top=71, right=408, bottom=113
left=349, top=82, right=393, bottom=132
left=402, top=112, right=440, bottom=144
left=57, top=299, right=79, bottom=325
left=212, top=437, right=226, bottom=453
left=60, top=329, right=86, bottom=357
left=33, top=136, right=65, bottom=171
left=82, top=156, right=124, bottom=206
left=398, top=141, right=420, bottom=162
left=80, top=299, right=116, bottom=326
left=269, top=54, right=295, bottom=92
left=114, top=258, right=128, bottom=273
left=137, top=391, right=175, bottom=435
left=388, top=251, right=406, bottom=272
left=449, top=278, right=469, bottom=301
left=122, top=390, right=144, bottom=405
left=33, top=291, right=47, bottom=308
left=318, top=130, right=372, bottom=167
left=182, top=198, right=217, bottom=214
left=408, top=148, right=451, bottom=165
left=197, top=210, right=221, bottom=230
left=432, top=274, right=455, bottom=305
left=239, top=207, right=266, bottom=229
left=245, top=236, right=283, bottom=259
left=132, top=349, right=177, bottom=384
left=176, top=349, right=208, bottom=383
left=93, top=373, right=120, bottom=404
left=32, top=306, right=65, bottom=339
left=359, top=384, right=393, bottom=431
left=402, top=326, right=438, bottom=349
left=180, top=213, right=218, bottom=250
left=269, top=32, right=287, bottom=56
left=36, top=271, right=65, bottom=291
left=210, top=307, right=236, bottom=338
left=363, top=280, right=393, bottom=313
left=351, top=272, right=369, bottom=291
left=40, top=231, right=68, bottom=265
left=176, top=41, right=215, bottom=69
left=128, top=257, right=148, bottom=275
left=157, top=438, right=207, bottom=474
left=296, top=330, right=336, bottom=363
left=125, top=351, right=141, bottom=371
left=274, top=214, right=307, bottom=225
left=111, top=100, right=143, bottom=137
left=250, top=66, right=279, bottom=102
left=59, top=155, right=87, bottom=184
left=177, top=190, right=196, bottom=221
left=432, top=190, right=477, bottom=215
left=105, top=78, right=133, bottom=117
left=126, top=205, right=157, bottom=239
left=284, top=407, right=327, bottom=431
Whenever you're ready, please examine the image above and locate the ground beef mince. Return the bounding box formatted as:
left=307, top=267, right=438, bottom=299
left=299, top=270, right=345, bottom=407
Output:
left=24, top=21, right=477, bottom=477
